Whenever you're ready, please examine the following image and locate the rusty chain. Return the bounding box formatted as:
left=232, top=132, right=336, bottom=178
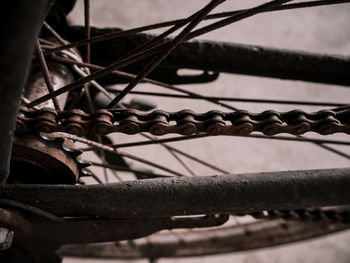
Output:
left=14, top=106, right=350, bottom=223
left=16, top=107, right=350, bottom=137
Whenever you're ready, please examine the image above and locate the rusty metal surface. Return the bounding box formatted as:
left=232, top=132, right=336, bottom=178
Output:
left=9, top=133, right=88, bottom=184
left=0, top=211, right=227, bottom=261
left=1, top=168, right=350, bottom=218
left=15, top=214, right=228, bottom=246
left=24, top=62, right=74, bottom=109
left=59, top=27, right=350, bottom=86
left=16, top=107, right=350, bottom=137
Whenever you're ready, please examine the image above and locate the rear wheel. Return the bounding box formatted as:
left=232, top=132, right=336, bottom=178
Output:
left=2, top=0, right=350, bottom=262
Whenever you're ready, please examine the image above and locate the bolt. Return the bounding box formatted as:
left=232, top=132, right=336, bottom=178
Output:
left=0, top=227, right=14, bottom=250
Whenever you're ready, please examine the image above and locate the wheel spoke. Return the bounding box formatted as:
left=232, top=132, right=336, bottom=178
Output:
left=43, top=0, right=350, bottom=56
left=317, top=144, right=350, bottom=160
left=43, top=21, right=67, bottom=45
left=89, top=161, right=171, bottom=178
left=27, top=0, right=292, bottom=108
left=140, top=133, right=229, bottom=174
left=50, top=56, right=239, bottom=110
left=61, top=133, right=187, bottom=177
left=106, top=88, right=347, bottom=108
left=237, top=134, right=350, bottom=146
left=107, top=0, right=226, bottom=107
left=36, top=40, right=61, bottom=111
left=182, top=0, right=294, bottom=40
left=98, top=134, right=210, bottom=149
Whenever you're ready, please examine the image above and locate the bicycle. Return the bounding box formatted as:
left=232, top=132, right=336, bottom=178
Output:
left=0, top=0, right=349, bottom=262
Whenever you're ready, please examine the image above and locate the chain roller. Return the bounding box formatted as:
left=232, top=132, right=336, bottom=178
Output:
left=16, top=107, right=350, bottom=136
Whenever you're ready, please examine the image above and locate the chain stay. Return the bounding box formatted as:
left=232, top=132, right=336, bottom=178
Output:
left=16, top=107, right=350, bottom=137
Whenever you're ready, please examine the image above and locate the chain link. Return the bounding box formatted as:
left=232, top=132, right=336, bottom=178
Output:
left=16, top=107, right=350, bottom=137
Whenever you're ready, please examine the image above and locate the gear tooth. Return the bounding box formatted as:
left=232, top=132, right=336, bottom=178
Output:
left=46, top=135, right=66, bottom=148
left=79, top=169, right=92, bottom=178
left=32, top=133, right=89, bottom=183
left=77, top=178, right=86, bottom=185
left=39, top=132, right=48, bottom=140
left=39, top=133, right=54, bottom=143
left=77, top=159, right=91, bottom=169
left=70, top=149, right=83, bottom=159
left=62, top=144, right=83, bottom=158
left=53, top=137, right=66, bottom=148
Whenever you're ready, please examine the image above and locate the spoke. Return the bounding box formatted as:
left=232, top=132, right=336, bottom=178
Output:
left=66, top=60, right=114, bottom=99
left=53, top=54, right=233, bottom=174
left=117, top=9, right=200, bottom=62
left=205, top=0, right=350, bottom=20
left=82, top=0, right=94, bottom=113
left=96, top=135, right=115, bottom=182
left=44, top=0, right=350, bottom=55
left=295, top=134, right=350, bottom=161
left=84, top=84, right=95, bottom=112
left=51, top=56, right=238, bottom=111
left=84, top=0, right=91, bottom=64
left=141, top=133, right=229, bottom=174
left=41, top=23, right=93, bottom=111
left=39, top=38, right=60, bottom=47
left=61, top=133, right=186, bottom=177
left=43, top=21, right=67, bottom=45
left=168, top=150, right=197, bottom=176
left=96, top=134, right=210, bottom=150
left=106, top=88, right=346, bottom=108
left=80, top=133, right=222, bottom=176
left=332, top=105, right=350, bottom=112
left=103, top=167, right=109, bottom=183
left=89, top=161, right=172, bottom=178
left=166, top=145, right=229, bottom=174
left=41, top=1, right=295, bottom=111
left=26, top=41, right=165, bottom=108
left=315, top=144, right=350, bottom=160
left=21, top=97, right=39, bottom=110
left=187, top=0, right=293, bottom=40
left=43, top=0, right=55, bottom=20
left=139, top=133, right=197, bottom=177
left=107, top=0, right=226, bottom=107
left=28, top=1, right=226, bottom=109
left=238, top=134, right=350, bottom=146
left=44, top=20, right=187, bottom=56
left=115, top=150, right=187, bottom=177
left=84, top=168, right=103, bottom=184
left=97, top=137, right=124, bottom=182
left=36, top=40, right=61, bottom=110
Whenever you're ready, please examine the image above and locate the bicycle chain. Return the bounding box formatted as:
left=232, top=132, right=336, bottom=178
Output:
left=16, top=107, right=350, bottom=136
left=13, top=107, right=350, bottom=223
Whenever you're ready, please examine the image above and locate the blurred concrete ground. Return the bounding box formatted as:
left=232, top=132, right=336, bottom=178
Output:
left=65, top=1, right=350, bottom=262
